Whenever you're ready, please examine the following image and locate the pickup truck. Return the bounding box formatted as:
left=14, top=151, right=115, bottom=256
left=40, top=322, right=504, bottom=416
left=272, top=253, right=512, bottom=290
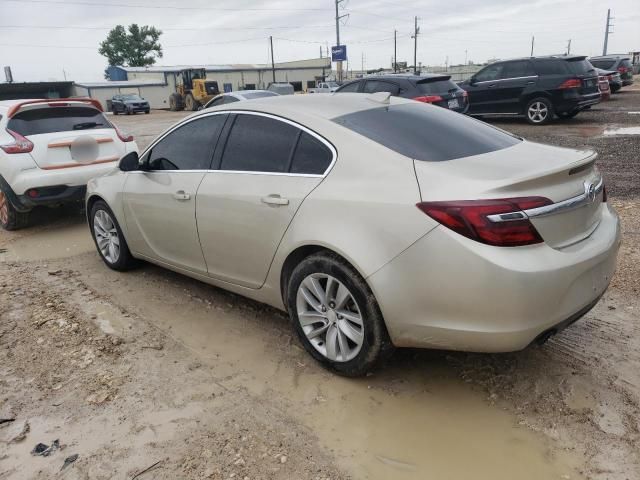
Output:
left=308, top=82, right=340, bottom=93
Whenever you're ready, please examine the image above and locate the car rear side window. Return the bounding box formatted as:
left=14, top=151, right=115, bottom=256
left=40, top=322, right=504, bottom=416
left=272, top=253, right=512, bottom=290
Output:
left=501, top=60, right=536, bottom=79
left=363, top=80, right=401, bottom=95
left=148, top=115, right=226, bottom=170
left=8, top=107, right=109, bottom=136
left=589, top=59, right=616, bottom=69
left=533, top=60, right=569, bottom=75
left=416, top=78, right=459, bottom=94
left=332, top=103, right=520, bottom=162
left=475, top=63, right=504, bottom=82
left=290, top=132, right=333, bottom=175
left=567, top=59, right=595, bottom=75
left=220, top=114, right=299, bottom=173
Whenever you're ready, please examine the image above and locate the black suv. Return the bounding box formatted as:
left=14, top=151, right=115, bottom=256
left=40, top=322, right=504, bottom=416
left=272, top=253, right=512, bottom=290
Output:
left=589, top=55, right=634, bottom=87
left=459, top=56, right=600, bottom=125
left=335, top=74, right=469, bottom=113
left=111, top=94, right=150, bottom=115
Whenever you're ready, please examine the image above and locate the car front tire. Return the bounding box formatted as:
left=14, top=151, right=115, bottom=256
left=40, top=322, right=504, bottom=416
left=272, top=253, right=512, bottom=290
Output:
left=286, top=252, right=393, bottom=377
left=525, top=97, right=554, bottom=125
left=89, top=200, right=138, bottom=271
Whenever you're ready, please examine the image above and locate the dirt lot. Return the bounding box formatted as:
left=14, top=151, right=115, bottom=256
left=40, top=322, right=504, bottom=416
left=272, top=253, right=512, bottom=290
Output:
left=1, top=82, right=639, bottom=480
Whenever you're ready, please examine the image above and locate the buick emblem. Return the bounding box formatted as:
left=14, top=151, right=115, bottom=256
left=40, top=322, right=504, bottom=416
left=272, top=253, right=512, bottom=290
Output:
left=70, top=136, right=99, bottom=163
left=585, top=181, right=597, bottom=203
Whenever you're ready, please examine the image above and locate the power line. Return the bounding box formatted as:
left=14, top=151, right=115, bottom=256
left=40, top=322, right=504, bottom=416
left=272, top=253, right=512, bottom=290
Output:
left=0, top=24, right=335, bottom=31
left=0, top=0, right=325, bottom=11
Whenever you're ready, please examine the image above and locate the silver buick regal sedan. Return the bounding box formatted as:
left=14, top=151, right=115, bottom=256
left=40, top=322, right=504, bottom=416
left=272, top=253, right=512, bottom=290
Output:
left=87, top=93, right=620, bottom=376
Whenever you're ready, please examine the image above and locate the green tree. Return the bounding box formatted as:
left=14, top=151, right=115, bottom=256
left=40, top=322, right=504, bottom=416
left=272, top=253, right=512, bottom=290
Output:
left=100, top=24, right=163, bottom=77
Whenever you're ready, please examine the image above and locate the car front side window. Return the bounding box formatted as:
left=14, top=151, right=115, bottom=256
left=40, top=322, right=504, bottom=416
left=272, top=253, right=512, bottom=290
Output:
left=146, top=115, right=226, bottom=171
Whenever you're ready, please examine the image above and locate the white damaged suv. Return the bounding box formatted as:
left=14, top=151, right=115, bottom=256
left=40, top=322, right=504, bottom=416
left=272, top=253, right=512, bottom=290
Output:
left=0, top=98, right=138, bottom=230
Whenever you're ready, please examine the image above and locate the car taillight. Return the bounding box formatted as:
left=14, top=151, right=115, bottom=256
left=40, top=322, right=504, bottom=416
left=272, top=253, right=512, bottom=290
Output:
left=0, top=129, right=34, bottom=154
left=416, top=197, right=552, bottom=247
left=114, top=125, right=134, bottom=142
left=558, top=78, right=582, bottom=89
left=413, top=95, right=443, bottom=103
left=617, top=66, right=628, bottom=74
left=607, top=74, right=613, bottom=81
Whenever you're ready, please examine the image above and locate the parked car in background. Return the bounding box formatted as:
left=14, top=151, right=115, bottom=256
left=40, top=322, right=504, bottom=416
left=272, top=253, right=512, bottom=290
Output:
left=308, top=82, right=340, bottom=93
left=267, top=83, right=295, bottom=95
left=111, top=94, right=150, bottom=115
left=460, top=55, right=600, bottom=124
left=595, top=68, right=623, bottom=93
left=86, top=93, right=619, bottom=376
left=203, top=90, right=279, bottom=109
left=335, top=74, right=469, bottom=113
left=598, top=73, right=611, bottom=101
left=0, top=98, right=137, bottom=230
left=589, top=55, right=634, bottom=86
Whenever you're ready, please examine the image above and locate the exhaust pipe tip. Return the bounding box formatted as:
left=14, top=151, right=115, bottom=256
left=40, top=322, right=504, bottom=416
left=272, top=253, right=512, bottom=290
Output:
left=535, top=329, right=557, bottom=346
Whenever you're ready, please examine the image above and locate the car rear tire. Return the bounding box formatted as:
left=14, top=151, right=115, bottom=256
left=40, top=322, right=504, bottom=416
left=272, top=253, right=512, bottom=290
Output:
left=525, top=97, right=553, bottom=125
left=0, top=189, right=29, bottom=231
left=89, top=200, right=138, bottom=271
left=112, top=107, right=119, bottom=115
left=286, top=252, right=393, bottom=377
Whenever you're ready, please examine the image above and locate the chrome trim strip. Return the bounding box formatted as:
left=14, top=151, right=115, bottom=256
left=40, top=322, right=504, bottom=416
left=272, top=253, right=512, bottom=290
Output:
left=487, top=177, right=604, bottom=223
left=137, top=109, right=337, bottom=178
left=474, top=75, right=538, bottom=85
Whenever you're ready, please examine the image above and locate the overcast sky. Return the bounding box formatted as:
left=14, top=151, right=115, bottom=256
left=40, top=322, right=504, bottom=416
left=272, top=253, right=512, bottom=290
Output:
left=0, top=0, right=638, bottom=82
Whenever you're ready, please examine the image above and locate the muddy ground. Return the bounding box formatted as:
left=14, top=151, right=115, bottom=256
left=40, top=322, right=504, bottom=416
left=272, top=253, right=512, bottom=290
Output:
left=1, top=81, right=639, bottom=480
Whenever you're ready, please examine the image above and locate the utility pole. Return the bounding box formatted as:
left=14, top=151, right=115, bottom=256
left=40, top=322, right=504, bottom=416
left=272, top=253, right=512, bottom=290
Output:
left=566, top=39, right=571, bottom=55
left=464, top=49, right=468, bottom=65
left=361, top=52, right=365, bottom=74
left=334, top=0, right=348, bottom=81
left=394, top=29, right=397, bottom=73
left=412, top=16, right=420, bottom=75
left=269, top=36, right=276, bottom=84
left=603, top=9, right=614, bottom=55
left=320, top=46, right=323, bottom=58
left=530, top=35, right=535, bottom=56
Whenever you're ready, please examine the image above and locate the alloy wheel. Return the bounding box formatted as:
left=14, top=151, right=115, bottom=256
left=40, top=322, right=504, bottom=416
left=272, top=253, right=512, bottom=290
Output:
left=528, top=101, right=548, bottom=123
left=0, top=192, right=8, bottom=225
left=93, top=209, right=120, bottom=264
left=296, top=273, right=365, bottom=362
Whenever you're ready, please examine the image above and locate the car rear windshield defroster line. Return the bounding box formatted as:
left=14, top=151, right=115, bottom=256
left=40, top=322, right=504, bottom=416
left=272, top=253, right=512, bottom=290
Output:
left=332, top=103, right=520, bottom=162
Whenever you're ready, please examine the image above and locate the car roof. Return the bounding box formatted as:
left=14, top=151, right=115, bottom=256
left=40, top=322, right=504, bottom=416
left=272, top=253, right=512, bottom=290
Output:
left=590, top=54, right=630, bottom=60
left=199, top=92, right=416, bottom=122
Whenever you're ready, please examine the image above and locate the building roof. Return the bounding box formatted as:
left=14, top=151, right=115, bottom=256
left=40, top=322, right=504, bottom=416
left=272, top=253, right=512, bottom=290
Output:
left=117, top=58, right=330, bottom=73
left=74, top=80, right=167, bottom=88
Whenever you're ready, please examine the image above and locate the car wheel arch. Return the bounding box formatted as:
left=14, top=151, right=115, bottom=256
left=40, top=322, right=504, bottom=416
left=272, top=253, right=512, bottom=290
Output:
left=278, top=244, right=369, bottom=311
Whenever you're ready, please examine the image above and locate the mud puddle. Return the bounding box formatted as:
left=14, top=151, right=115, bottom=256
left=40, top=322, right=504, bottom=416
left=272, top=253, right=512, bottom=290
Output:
left=0, top=221, right=93, bottom=262
left=69, top=255, right=584, bottom=480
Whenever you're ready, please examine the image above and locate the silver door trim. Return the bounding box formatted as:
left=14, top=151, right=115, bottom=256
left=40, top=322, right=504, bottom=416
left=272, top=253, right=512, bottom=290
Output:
left=474, top=75, right=538, bottom=85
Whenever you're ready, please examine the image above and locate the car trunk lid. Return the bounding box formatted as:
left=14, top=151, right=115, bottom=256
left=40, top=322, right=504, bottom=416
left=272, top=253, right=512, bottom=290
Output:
left=413, top=141, right=605, bottom=249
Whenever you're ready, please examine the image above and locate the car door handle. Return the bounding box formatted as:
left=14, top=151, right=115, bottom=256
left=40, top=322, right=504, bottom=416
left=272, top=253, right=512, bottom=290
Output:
left=173, top=190, right=191, bottom=201
left=526, top=81, right=535, bottom=85
left=261, top=194, right=289, bottom=206
left=487, top=83, right=496, bottom=88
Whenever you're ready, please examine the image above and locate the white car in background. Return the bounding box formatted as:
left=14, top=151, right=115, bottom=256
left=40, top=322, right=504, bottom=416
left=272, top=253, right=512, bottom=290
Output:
left=0, top=98, right=138, bottom=230
left=203, top=90, right=279, bottom=109
left=86, top=93, right=620, bottom=376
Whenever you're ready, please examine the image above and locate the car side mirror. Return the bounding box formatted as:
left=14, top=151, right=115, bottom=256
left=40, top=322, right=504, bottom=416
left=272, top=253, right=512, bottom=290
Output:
left=119, top=151, right=140, bottom=172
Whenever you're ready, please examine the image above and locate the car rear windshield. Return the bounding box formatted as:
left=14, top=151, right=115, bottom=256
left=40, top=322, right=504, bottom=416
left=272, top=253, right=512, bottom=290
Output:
left=8, top=107, right=110, bottom=136
left=242, top=91, right=278, bottom=100
left=589, top=59, right=616, bottom=69
left=332, top=103, right=520, bottom=162
left=415, top=78, right=459, bottom=94
left=567, top=59, right=596, bottom=75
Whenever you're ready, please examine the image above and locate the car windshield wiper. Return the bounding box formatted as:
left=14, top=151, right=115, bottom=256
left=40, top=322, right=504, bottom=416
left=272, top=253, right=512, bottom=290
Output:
left=73, top=122, right=103, bottom=130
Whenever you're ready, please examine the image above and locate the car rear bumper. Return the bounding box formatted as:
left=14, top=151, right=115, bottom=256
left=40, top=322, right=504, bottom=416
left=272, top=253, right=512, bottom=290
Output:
left=556, top=92, right=601, bottom=113
left=17, top=185, right=87, bottom=209
left=367, top=203, right=621, bottom=352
